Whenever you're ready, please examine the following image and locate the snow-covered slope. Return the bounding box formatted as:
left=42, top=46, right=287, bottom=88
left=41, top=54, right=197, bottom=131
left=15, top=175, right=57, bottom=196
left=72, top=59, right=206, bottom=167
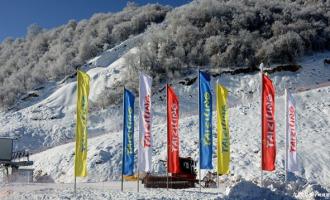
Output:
left=0, top=35, right=329, bottom=199
left=0, top=39, right=140, bottom=152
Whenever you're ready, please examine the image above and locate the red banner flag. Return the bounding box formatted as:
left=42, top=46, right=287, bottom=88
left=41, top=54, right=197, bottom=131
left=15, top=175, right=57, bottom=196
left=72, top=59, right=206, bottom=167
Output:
left=167, top=85, right=180, bottom=173
left=262, top=74, right=276, bottom=171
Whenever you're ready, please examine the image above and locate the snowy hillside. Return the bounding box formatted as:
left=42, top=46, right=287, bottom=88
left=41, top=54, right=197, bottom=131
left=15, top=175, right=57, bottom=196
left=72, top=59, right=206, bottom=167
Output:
left=0, top=36, right=142, bottom=153
left=29, top=73, right=330, bottom=186
left=0, top=36, right=329, bottom=199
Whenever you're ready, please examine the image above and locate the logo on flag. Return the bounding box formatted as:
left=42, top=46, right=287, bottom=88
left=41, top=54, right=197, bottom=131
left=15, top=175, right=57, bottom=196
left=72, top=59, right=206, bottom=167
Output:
left=199, top=71, right=213, bottom=169
left=75, top=70, right=90, bottom=177
left=138, top=73, right=153, bottom=172
left=287, top=91, right=298, bottom=172
left=167, top=85, right=180, bottom=173
left=216, top=84, right=230, bottom=174
left=262, top=74, right=276, bottom=171
left=123, top=89, right=135, bottom=176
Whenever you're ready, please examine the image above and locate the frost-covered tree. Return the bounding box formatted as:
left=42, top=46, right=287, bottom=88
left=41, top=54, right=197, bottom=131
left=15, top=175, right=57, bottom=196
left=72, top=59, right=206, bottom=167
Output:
left=0, top=3, right=170, bottom=109
left=134, top=0, right=330, bottom=81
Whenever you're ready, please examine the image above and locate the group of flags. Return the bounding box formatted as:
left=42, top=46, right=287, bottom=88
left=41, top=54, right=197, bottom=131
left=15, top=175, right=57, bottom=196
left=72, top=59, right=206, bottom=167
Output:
left=119, top=71, right=231, bottom=176
left=260, top=66, right=299, bottom=178
left=73, top=66, right=299, bottom=187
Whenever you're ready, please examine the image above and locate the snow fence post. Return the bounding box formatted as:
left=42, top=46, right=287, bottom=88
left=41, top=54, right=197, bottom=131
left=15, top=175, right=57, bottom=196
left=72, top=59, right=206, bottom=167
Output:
left=121, top=87, right=125, bottom=192
left=285, top=88, right=288, bottom=183
left=198, top=69, right=202, bottom=193
left=260, top=63, right=264, bottom=187
left=166, top=84, right=169, bottom=191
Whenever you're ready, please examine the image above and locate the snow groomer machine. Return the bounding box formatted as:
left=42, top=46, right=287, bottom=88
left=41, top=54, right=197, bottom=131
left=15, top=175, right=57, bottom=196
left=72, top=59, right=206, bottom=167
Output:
left=142, top=157, right=197, bottom=189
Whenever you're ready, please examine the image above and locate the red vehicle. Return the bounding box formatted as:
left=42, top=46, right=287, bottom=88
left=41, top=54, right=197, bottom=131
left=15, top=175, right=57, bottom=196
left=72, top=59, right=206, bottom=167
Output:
left=143, top=157, right=197, bottom=189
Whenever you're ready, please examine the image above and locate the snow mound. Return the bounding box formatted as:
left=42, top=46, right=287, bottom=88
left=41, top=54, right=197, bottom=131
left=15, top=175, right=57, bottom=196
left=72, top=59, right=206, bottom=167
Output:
left=36, top=47, right=138, bottom=112
left=224, top=179, right=328, bottom=200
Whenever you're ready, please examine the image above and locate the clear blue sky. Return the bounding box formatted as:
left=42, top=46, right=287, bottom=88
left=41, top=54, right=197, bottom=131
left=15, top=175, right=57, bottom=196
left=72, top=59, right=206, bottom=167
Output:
left=0, top=0, right=191, bottom=42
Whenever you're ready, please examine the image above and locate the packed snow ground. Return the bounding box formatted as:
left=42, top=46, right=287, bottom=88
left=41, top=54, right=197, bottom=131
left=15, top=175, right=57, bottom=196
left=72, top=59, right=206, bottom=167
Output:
left=0, top=36, right=329, bottom=199
left=1, top=177, right=329, bottom=199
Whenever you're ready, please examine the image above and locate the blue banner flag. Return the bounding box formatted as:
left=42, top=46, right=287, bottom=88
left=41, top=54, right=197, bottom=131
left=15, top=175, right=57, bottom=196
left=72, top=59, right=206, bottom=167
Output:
left=199, top=71, right=213, bottom=169
left=122, top=88, right=135, bottom=176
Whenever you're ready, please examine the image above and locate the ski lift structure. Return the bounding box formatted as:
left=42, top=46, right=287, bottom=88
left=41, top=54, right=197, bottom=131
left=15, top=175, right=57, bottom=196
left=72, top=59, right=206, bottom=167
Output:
left=0, top=137, right=34, bottom=183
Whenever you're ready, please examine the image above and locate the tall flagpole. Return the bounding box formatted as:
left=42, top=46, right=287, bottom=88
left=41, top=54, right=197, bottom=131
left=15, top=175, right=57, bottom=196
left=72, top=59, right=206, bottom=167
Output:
left=136, top=90, right=141, bottom=192
left=74, top=71, right=77, bottom=197
left=285, top=88, right=288, bottom=182
left=198, top=70, right=202, bottom=192
left=216, top=79, right=220, bottom=189
left=121, top=87, right=125, bottom=192
left=137, top=57, right=142, bottom=193
left=166, top=84, right=169, bottom=190
left=260, top=63, right=264, bottom=187
left=74, top=176, right=76, bottom=197
left=137, top=73, right=141, bottom=193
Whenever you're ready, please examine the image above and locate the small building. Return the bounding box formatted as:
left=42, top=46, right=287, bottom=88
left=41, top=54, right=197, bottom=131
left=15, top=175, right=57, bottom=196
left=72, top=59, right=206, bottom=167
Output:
left=0, top=137, right=34, bottom=183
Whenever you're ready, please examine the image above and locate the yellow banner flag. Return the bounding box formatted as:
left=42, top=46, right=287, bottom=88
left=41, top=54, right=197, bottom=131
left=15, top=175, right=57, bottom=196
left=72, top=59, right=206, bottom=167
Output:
left=75, top=70, right=90, bottom=177
left=216, top=84, right=230, bottom=175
